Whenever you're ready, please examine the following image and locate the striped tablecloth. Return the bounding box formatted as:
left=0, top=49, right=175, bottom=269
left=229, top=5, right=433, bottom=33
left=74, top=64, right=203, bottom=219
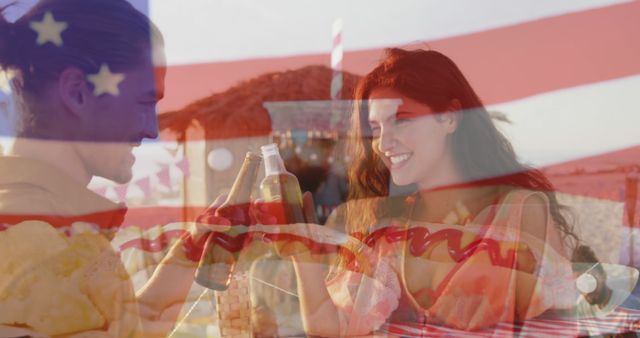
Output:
left=381, top=308, right=640, bottom=337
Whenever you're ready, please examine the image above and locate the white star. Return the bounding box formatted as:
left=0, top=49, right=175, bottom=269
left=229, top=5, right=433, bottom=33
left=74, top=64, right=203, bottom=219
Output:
left=87, top=64, right=125, bottom=96
left=29, top=11, right=68, bottom=47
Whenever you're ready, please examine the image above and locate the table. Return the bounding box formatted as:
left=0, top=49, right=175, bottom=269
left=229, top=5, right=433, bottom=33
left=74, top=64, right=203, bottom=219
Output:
left=380, top=308, right=640, bottom=337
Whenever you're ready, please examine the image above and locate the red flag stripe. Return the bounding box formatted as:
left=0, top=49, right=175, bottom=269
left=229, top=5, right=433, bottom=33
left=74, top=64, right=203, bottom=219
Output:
left=157, top=2, right=640, bottom=122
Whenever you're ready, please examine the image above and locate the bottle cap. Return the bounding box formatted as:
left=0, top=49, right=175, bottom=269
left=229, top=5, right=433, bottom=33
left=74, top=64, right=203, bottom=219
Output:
left=261, top=143, right=286, bottom=176
left=260, top=143, right=279, bottom=157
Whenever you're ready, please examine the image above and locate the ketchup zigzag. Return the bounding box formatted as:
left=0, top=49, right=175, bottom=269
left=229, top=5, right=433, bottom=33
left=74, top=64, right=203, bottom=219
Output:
left=116, top=223, right=533, bottom=311
left=117, top=224, right=526, bottom=278
left=355, top=226, right=520, bottom=269
left=356, top=226, right=530, bottom=306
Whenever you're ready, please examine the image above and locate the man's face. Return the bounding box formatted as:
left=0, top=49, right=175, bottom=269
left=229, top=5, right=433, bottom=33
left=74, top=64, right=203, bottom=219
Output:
left=75, top=57, right=165, bottom=184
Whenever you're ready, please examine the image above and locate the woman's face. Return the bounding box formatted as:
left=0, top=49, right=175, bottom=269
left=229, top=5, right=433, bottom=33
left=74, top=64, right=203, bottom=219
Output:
left=367, top=87, right=458, bottom=189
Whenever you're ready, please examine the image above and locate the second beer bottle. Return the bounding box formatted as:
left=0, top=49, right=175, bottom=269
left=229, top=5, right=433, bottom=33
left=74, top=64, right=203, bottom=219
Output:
left=259, top=143, right=306, bottom=224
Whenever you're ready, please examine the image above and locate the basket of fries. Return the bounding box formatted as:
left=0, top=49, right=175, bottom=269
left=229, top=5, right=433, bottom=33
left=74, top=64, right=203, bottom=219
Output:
left=214, top=271, right=253, bottom=338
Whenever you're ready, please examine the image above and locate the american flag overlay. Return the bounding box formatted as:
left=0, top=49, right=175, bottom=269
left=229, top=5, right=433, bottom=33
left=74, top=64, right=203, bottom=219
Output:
left=0, top=1, right=639, bottom=337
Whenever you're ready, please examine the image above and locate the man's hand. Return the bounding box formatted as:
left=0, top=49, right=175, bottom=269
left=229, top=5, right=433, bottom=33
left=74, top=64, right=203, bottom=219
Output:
left=194, top=194, right=232, bottom=237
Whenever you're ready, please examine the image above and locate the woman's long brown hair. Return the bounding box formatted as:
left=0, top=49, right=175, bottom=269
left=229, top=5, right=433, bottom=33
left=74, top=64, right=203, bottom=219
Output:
left=343, top=48, right=578, bottom=250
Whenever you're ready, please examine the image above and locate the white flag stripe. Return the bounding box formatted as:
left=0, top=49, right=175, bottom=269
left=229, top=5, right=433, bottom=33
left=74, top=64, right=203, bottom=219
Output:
left=149, top=0, right=628, bottom=65
left=490, top=74, right=640, bottom=167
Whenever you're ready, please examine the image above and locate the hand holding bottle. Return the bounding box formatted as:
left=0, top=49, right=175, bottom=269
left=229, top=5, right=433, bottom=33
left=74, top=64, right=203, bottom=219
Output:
left=258, top=144, right=320, bottom=257
left=195, top=194, right=232, bottom=228
left=193, top=145, right=322, bottom=289
left=249, top=191, right=316, bottom=226
left=249, top=191, right=320, bottom=257
left=194, top=152, right=262, bottom=290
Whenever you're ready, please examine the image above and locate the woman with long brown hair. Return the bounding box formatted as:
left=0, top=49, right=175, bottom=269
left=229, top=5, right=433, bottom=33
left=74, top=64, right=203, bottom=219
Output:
left=289, top=48, right=582, bottom=336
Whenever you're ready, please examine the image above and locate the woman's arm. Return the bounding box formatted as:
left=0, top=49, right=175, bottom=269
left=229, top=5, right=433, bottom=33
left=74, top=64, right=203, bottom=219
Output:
left=290, top=252, right=343, bottom=337
left=515, top=193, right=566, bottom=319
left=291, top=194, right=344, bottom=336
left=289, top=195, right=396, bottom=337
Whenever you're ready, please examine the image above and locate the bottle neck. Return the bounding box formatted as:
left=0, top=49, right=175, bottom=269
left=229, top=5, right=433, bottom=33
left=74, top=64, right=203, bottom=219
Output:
left=263, top=153, right=287, bottom=177
left=225, top=154, right=261, bottom=205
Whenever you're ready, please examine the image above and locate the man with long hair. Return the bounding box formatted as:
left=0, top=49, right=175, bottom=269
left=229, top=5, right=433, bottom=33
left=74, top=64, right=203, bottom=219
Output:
left=0, top=1, right=209, bottom=336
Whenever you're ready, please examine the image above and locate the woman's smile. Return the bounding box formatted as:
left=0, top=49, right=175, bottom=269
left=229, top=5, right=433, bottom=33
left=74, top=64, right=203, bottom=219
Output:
left=388, top=152, right=413, bottom=168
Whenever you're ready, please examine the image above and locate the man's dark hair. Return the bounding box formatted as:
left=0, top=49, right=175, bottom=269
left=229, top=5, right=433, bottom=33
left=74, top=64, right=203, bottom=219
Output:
left=0, top=0, right=162, bottom=137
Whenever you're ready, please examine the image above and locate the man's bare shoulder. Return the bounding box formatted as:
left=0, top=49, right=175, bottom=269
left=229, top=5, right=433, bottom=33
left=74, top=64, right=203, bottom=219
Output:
left=0, top=183, right=62, bottom=215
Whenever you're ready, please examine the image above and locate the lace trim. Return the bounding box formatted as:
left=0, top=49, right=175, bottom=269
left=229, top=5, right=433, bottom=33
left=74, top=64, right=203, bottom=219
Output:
left=326, top=253, right=401, bottom=335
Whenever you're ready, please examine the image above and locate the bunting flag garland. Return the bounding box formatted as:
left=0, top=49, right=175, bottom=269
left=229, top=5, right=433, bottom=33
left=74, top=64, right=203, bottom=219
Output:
left=114, top=185, right=129, bottom=202
left=136, top=176, right=152, bottom=198
left=90, top=148, right=189, bottom=202
left=175, top=157, right=190, bottom=177
left=156, top=166, right=172, bottom=190
left=93, top=186, right=108, bottom=198
left=164, top=145, right=180, bottom=158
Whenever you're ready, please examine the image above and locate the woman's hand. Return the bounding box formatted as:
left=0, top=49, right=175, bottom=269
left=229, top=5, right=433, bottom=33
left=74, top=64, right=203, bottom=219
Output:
left=249, top=191, right=318, bottom=226
left=262, top=192, right=320, bottom=258
left=429, top=256, right=514, bottom=330
left=248, top=199, right=279, bottom=225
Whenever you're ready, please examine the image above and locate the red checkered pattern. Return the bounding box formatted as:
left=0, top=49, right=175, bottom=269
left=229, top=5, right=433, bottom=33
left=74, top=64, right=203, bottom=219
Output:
left=381, top=308, right=640, bottom=337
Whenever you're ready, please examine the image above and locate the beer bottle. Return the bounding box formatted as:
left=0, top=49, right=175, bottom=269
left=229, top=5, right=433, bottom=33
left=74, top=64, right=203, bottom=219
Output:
left=250, top=144, right=306, bottom=334
left=195, top=151, right=261, bottom=290
left=259, top=143, right=306, bottom=224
